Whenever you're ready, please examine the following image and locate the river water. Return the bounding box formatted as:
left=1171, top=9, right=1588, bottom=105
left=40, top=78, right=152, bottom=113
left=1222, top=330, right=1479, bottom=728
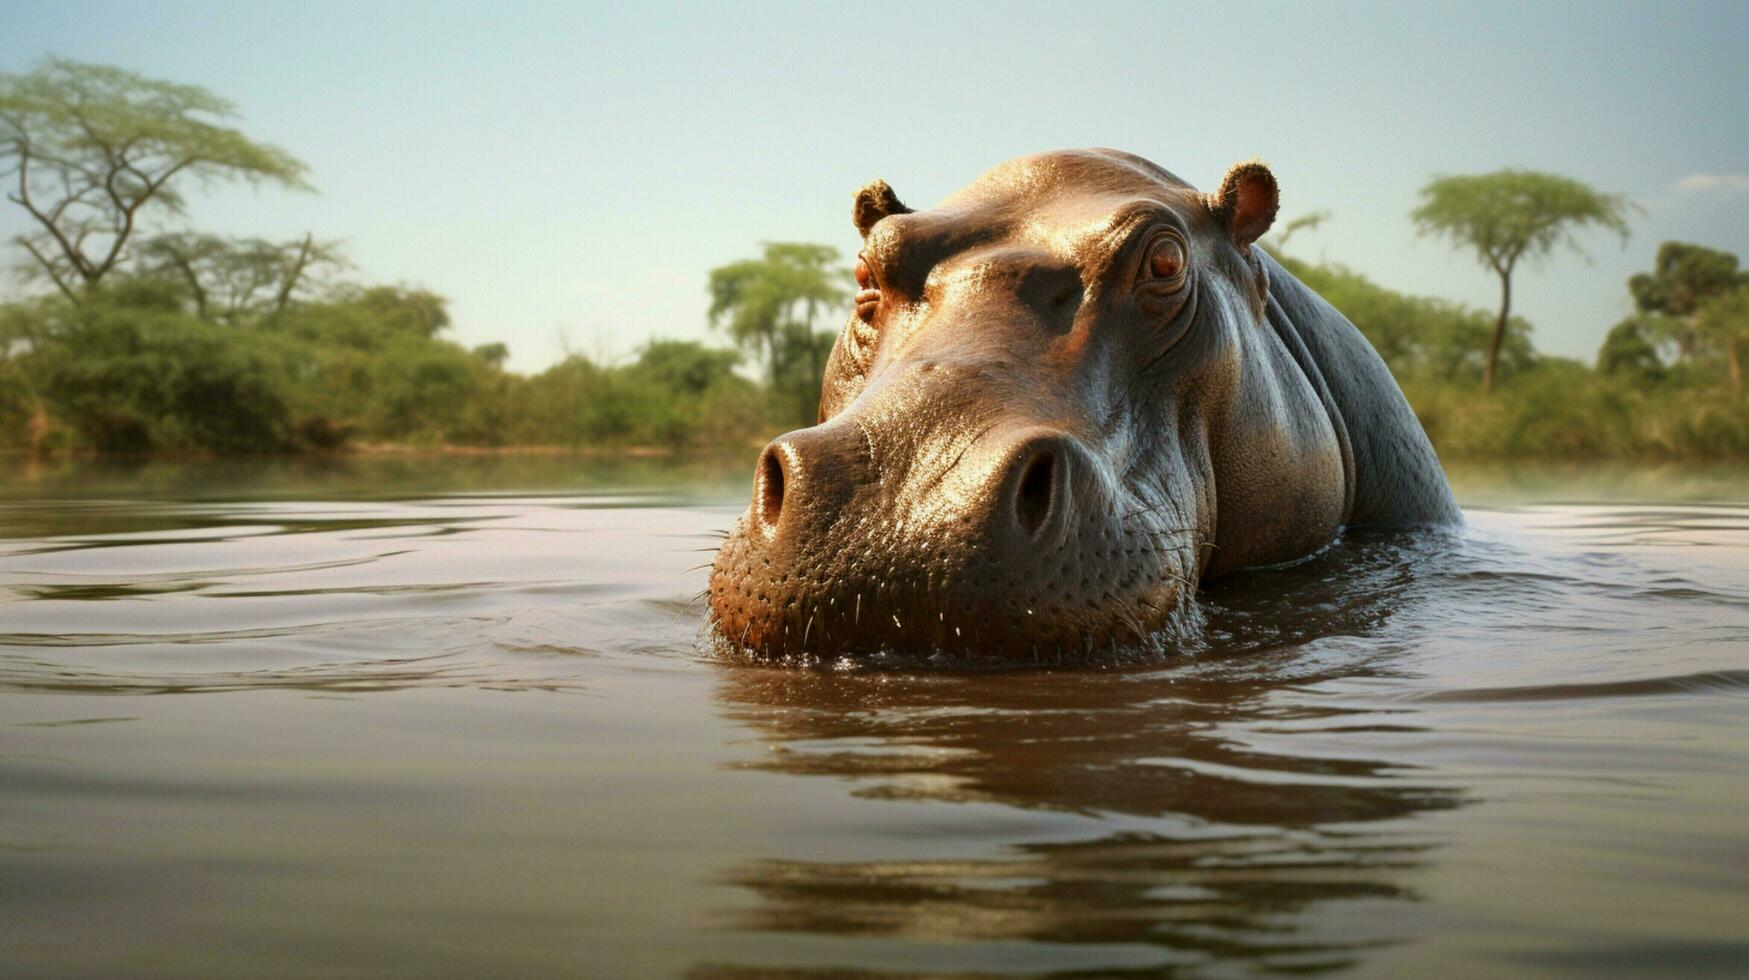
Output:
left=1, top=455, right=1745, bottom=978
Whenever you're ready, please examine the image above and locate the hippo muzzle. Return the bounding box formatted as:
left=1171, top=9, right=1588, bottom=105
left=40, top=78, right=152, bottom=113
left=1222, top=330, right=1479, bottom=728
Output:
left=710, top=148, right=1458, bottom=661
left=710, top=353, right=1199, bottom=660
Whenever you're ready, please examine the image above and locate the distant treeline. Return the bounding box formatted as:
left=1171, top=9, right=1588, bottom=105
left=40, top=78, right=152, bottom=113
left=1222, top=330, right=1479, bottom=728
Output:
left=1, top=57, right=1745, bottom=460
left=0, top=277, right=767, bottom=454
left=2, top=244, right=1744, bottom=459
left=1275, top=251, right=1749, bottom=459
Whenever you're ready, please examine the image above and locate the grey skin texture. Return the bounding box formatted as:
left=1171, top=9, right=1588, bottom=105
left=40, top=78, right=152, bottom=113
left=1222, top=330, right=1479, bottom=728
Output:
left=709, top=149, right=1459, bottom=660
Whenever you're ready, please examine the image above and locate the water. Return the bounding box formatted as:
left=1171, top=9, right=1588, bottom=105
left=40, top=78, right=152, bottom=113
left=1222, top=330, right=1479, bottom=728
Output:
left=2, top=455, right=1745, bottom=978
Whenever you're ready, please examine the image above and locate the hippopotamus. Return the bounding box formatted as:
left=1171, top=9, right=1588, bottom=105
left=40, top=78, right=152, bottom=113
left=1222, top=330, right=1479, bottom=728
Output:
left=709, top=149, right=1459, bottom=660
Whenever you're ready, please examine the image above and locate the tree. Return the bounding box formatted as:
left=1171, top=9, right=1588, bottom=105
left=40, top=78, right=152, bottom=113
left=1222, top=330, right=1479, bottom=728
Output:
left=707, top=242, right=848, bottom=422
left=1696, top=285, right=1749, bottom=396
left=21, top=294, right=297, bottom=453
left=1627, top=241, right=1749, bottom=365
left=1596, top=317, right=1668, bottom=383
left=0, top=299, right=53, bottom=455
left=472, top=342, right=510, bottom=367
left=136, top=232, right=345, bottom=322
left=0, top=58, right=309, bottom=300
left=1277, top=254, right=1537, bottom=383
left=1412, top=170, right=1632, bottom=393
left=629, top=339, right=742, bottom=395
left=623, top=340, right=758, bottom=447
left=340, top=285, right=451, bottom=338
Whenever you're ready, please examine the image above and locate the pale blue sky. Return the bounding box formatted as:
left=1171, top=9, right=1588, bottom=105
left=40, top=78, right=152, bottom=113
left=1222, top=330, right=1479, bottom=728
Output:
left=4, top=1, right=1746, bottom=370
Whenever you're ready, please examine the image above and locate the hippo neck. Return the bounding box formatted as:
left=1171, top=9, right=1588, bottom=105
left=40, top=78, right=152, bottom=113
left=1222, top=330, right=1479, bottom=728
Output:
left=1257, top=249, right=1462, bottom=528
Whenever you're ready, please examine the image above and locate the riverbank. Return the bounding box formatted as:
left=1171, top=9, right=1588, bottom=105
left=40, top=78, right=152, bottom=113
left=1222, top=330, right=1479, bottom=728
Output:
left=4, top=452, right=1746, bottom=507
left=1404, top=374, right=1749, bottom=460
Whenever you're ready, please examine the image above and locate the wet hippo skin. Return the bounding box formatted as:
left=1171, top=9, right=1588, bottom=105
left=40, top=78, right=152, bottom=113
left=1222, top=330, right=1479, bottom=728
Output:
left=710, top=149, right=1460, bottom=660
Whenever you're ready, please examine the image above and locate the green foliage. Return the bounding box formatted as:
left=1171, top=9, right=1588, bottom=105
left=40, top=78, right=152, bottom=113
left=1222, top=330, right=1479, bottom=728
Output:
left=340, top=286, right=450, bottom=338
left=1695, top=285, right=1749, bottom=395
left=136, top=232, right=344, bottom=322
left=20, top=288, right=297, bottom=453
left=1396, top=234, right=1749, bottom=457
left=622, top=341, right=764, bottom=448
left=473, top=342, right=509, bottom=367
left=264, top=287, right=502, bottom=446
left=506, top=340, right=763, bottom=449
left=1412, top=169, right=1633, bottom=391
left=365, top=342, right=480, bottom=442
left=1629, top=242, right=1748, bottom=318
left=0, top=301, right=44, bottom=447
left=1274, top=254, right=1534, bottom=383
left=0, top=284, right=776, bottom=455
left=1597, top=317, right=1667, bottom=382
left=1622, top=242, right=1749, bottom=389
left=1279, top=246, right=1747, bottom=460
left=708, top=242, right=848, bottom=424
left=0, top=58, right=309, bottom=297
left=629, top=339, right=741, bottom=395
left=1406, top=366, right=1748, bottom=459
left=1413, top=170, right=1633, bottom=274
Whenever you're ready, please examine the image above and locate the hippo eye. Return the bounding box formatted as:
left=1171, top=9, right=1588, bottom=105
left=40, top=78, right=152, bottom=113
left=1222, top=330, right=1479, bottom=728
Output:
left=847, top=253, right=882, bottom=373
left=853, top=254, right=881, bottom=323
left=1146, top=237, right=1187, bottom=283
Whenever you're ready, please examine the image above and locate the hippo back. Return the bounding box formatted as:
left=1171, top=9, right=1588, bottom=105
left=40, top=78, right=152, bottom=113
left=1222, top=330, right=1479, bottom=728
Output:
left=1258, top=250, right=1462, bottom=528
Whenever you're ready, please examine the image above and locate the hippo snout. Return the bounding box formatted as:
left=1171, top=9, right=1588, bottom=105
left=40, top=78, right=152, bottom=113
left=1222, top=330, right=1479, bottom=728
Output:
left=752, top=425, right=1077, bottom=546
left=709, top=416, right=1189, bottom=661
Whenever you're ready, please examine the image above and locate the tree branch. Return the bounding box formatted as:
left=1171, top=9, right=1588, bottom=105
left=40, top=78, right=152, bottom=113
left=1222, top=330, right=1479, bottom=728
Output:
left=11, top=140, right=95, bottom=282
left=164, top=247, right=209, bottom=319
left=18, top=237, right=79, bottom=302
left=274, top=233, right=316, bottom=316
left=91, top=157, right=194, bottom=280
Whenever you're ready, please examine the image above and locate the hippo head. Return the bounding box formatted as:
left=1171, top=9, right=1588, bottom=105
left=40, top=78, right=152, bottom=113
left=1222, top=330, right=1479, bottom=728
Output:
left=709, top=149, right=1349, bottom=661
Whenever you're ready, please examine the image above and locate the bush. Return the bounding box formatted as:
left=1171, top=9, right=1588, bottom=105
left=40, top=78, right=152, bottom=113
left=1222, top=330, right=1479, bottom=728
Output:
left=26, top=298, right=296, bottom=453
left=1404, top=363, right=1749, bottom=460
left=504, top=342, right=765, bottom=449
left=1275, top=254, right=1535, bottom=384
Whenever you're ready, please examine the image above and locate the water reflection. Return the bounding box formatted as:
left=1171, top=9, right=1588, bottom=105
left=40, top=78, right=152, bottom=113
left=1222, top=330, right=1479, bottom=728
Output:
left=706, top=531, right=1468, bottom=976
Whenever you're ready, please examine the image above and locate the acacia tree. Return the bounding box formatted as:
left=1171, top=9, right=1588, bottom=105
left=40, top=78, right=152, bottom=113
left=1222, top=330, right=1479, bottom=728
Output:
left=1413, top=170, right=1632, bottom=393
left=707, top=242, right=847, bottom=422
left=0, top=58, right=309, bottom=300
left=136, top=232, right=345, bottom=322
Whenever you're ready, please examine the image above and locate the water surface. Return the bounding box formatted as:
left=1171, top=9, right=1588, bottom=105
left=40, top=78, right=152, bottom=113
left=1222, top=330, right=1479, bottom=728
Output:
left=2, top=455, right=1746, bottom=978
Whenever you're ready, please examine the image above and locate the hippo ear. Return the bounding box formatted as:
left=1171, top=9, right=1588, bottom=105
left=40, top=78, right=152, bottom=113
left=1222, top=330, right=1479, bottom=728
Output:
left=853, top=179, right=912, bottom=237
left=1206, top=160, right=1279, bottom=249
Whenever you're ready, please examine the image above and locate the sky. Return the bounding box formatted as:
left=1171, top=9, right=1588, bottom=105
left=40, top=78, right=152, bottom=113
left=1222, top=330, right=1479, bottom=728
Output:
left=3, top=0, right=1747, bottom=372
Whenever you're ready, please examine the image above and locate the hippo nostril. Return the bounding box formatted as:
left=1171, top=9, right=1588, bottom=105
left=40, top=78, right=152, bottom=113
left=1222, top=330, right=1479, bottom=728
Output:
left=756, top=447, right=786, bottom=531
left=1015, top=451, right=1056, bottom=537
